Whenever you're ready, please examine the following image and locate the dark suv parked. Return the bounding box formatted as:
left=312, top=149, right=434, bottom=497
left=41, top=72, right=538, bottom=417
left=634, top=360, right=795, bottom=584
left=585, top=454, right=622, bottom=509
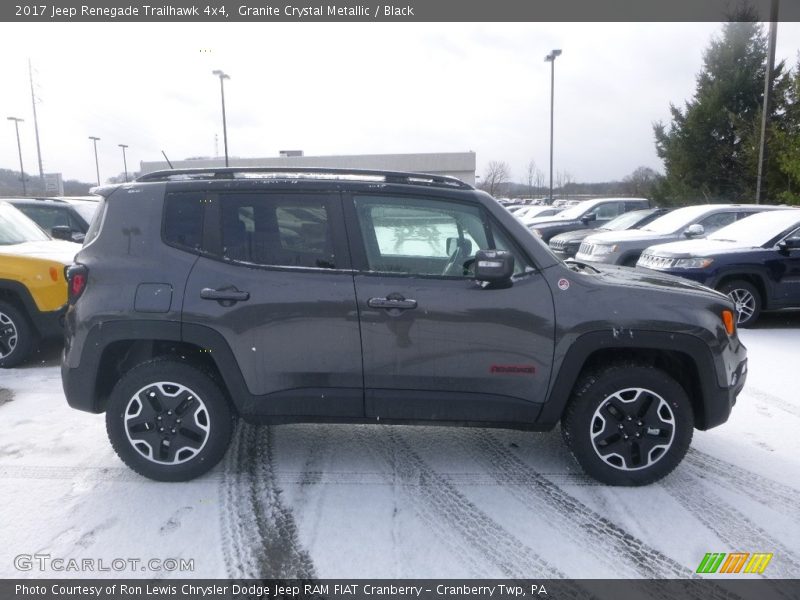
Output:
left=61, top=168, right=747, bottom=486
left=637, top=209, right=800, bottom=327
left=526, top=197, right=650, bottom=243
left=549, top=208, right=669, bottom=260
left=4, top=197, right=99, bottom=243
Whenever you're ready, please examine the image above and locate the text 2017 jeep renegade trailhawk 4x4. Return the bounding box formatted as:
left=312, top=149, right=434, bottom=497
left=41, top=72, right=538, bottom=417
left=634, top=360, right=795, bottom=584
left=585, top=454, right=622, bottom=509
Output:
left=61, top=168, right=747, bottom=485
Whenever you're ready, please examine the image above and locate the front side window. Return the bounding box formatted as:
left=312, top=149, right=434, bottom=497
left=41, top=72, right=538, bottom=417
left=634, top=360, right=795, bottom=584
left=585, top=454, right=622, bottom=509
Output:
left=219, top=194, right=336, bottom=269
left=354, top=195, right=526, bottom=277
left=0, top=203, right=50, bottom=244
left=592, top=202, right=622, bottom=220
left=698, top=211, right=736, bottom=234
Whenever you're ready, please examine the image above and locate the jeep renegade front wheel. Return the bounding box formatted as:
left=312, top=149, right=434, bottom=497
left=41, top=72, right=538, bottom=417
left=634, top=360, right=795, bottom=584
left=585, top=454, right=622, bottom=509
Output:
left=562, top=364, right=693, bottom=486
left=106, top=360, right=233, bottom=481
left=0, top=300, right=34, bottom=368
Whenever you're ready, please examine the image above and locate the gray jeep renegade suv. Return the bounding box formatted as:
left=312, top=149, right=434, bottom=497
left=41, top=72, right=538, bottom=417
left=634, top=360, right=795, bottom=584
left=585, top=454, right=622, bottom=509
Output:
left=61, top=168, right=747, bottom=485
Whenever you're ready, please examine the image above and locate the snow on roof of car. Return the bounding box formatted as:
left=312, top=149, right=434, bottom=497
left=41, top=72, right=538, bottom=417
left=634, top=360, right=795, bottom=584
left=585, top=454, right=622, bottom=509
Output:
left=708, top=208, right=800, bottom=247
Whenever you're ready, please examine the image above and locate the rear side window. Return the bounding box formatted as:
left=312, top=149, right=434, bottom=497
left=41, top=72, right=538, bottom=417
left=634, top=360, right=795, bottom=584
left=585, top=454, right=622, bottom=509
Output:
left=219, top=194, right=337, bottom=269
left=83, top=199, right=107, bottom=246
left=164, top=192, right=205, bottom=251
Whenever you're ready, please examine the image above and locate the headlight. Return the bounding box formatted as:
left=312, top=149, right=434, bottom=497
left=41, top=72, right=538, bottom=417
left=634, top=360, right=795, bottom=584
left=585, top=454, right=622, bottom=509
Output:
left=592, top=244, right=618, bottom=256
left=673, top=257, right=714, bottom=269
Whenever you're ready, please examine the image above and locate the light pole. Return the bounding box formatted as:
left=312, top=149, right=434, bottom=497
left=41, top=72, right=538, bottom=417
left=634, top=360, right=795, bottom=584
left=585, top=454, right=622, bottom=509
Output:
left=89, top=136, right=101, bottom=185
left=212, top=69, right=230, bottom=167
left=119, top=144, right=129, bottom=182
left=544, top=49, right=562, bottom=205
left=7, top=116, right=27, bottom=196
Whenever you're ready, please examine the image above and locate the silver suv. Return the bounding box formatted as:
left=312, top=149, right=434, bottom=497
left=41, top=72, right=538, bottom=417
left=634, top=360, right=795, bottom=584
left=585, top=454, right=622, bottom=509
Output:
left=574, top=204, right=781, bottom=266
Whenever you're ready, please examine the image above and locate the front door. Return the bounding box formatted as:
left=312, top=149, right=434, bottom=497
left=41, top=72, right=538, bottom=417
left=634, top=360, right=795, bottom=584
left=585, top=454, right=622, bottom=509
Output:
left=346, top=193, right=555, bottom=425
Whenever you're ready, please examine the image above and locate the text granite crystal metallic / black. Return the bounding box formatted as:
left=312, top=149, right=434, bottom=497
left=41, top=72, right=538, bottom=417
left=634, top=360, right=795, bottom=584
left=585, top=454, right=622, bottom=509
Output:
left=60, top=167, right=747, bottom=485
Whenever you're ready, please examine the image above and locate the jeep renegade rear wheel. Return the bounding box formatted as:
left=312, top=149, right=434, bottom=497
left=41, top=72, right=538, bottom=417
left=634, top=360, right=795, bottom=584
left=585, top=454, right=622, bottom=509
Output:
left=106, top=360, right=233, bottom=481
left=0, top=301, right=33, bottom=368
left=562, top=364, right=693, bottom=486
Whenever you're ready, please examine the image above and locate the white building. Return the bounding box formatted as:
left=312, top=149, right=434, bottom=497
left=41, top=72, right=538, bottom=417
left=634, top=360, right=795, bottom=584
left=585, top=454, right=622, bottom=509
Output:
left=139, top=151, right=476, bottom=185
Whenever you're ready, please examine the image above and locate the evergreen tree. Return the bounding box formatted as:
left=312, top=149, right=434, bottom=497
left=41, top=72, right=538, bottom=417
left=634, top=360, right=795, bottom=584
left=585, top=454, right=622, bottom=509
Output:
left=654, top=16, right=787, bottom=203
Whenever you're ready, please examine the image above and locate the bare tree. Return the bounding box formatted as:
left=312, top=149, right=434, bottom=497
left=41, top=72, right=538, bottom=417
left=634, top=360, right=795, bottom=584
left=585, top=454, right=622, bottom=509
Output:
left=479, top=161, right=511, bottom=197
left=623, top=166, right=661, bottom=197
left=526, top=160, right=537, bottom=194
left=555, top=170, right=573, bottom=192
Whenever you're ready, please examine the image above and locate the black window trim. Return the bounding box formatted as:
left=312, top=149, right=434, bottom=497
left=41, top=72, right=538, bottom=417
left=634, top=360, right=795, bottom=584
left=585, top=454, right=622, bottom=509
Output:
left=344, top=191, right=537, bottom=280
left=163, top=189, right=354, bottom=273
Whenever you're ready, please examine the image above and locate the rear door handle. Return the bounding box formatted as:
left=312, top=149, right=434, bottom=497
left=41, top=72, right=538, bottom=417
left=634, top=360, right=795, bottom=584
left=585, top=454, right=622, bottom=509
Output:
left=200, top=287, right=250, bottom=302
left=368, top=296, right=417, bottom=310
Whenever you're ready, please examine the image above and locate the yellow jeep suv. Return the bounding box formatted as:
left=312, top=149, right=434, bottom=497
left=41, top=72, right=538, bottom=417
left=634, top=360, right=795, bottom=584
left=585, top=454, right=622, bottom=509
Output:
left=0, top=201, right=80, bottom=367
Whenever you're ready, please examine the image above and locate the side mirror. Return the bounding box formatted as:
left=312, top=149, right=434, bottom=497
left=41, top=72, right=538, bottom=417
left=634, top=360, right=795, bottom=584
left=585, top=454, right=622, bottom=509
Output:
left=474, top=250, right=514, bottom=286
left=581, top=213, right=597, bottom=224
left=684, top=223, right=704, bottom=238
left=51, top=225, right=73, bottom=241
left=778, top=237, right=800, bottom=252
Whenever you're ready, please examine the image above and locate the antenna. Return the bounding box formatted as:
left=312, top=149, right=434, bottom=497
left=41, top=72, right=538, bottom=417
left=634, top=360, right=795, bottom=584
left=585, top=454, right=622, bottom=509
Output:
left=161, top=150, right=174, bottom=169
left=28, top=58, right=45, bottom=192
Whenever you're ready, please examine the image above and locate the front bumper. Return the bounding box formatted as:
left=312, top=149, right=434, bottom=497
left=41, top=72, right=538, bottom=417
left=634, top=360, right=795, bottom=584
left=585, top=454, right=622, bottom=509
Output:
left=30, top=304, right=67, bottom=339
left=700, top=355, right=747, bottom=430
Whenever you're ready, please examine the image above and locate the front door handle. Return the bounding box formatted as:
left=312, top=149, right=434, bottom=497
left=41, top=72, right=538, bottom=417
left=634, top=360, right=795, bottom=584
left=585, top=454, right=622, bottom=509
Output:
left=200, top=287, right=250, bottom=303
left=368, top=296, right=417, bottom=310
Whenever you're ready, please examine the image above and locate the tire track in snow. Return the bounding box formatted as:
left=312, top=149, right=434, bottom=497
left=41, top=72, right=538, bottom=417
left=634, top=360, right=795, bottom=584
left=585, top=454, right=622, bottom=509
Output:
left=663, top=469, right=800, bottom=581
left=744, top=386, right=800, bottom=419
left=684, top=449, right=800, bottom=520
left=0, top=388, right=13, bottom=407
left=445, top=429, right=697, bottom=580
left=352, top=425, right=591, bottom=593
left=429, top=429, right=744, bottom=600
left=220, top=422, right=315, bottom=579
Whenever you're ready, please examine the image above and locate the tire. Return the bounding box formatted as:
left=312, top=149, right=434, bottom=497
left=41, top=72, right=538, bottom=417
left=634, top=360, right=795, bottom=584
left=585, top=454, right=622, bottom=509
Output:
left=717, top=280, right=761, bottom=328
left=562, top=363, right=694, bottom=486
left=0, top=300, right=34, bottom=368
left=106, top=359, right=234, bottom=482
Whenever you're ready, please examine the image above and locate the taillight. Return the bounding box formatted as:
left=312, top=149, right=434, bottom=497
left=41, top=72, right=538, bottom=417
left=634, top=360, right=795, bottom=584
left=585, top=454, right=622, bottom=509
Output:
left=66, top=264, right=88, bottom=303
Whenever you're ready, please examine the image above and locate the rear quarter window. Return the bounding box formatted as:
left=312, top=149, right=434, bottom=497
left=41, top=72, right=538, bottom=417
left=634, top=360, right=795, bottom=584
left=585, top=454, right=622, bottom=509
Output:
left=82, top=199, right=107, bottom=246
left=163, top=192, right=205, bottom=251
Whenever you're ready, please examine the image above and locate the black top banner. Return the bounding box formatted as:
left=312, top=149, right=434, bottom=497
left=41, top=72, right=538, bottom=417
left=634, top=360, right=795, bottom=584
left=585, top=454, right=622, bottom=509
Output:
left=3, top=0, right=800, bottom=22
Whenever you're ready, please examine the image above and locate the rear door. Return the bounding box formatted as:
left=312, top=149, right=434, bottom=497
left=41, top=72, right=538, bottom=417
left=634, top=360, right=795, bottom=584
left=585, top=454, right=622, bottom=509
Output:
left=345, top=192, right=555, bottom=425
left=181, top=189, right=363, bottom=417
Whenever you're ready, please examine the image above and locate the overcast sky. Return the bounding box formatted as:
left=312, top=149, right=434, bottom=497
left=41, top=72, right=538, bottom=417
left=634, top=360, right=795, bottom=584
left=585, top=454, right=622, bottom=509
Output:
left=1, top=22, right=799, bottom=186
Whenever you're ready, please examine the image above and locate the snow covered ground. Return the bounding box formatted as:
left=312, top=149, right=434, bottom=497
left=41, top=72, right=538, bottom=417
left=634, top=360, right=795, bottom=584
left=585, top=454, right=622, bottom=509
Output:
left=0, top=314, right=798, bottom=582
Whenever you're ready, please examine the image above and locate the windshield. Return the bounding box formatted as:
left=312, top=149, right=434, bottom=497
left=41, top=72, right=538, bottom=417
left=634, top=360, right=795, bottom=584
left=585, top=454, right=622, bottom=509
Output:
left=0, top=203, right=50, bottom=245
left=708, top=210, right=800, bottom=246
left=642, top=205, right=714, bottom=234
left=604, top=210, right=651, bottom=231
left=70, top=201, right=99, bottom=224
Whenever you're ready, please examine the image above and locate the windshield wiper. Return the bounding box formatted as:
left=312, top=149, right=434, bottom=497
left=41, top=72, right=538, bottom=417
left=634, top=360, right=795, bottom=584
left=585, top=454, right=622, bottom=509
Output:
left=564, top=258, right=601, bottom=273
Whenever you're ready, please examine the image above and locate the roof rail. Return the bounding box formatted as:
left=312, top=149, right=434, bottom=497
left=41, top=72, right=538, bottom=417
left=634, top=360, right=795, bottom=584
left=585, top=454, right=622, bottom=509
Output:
left=135, top=167, right=473, bottom=190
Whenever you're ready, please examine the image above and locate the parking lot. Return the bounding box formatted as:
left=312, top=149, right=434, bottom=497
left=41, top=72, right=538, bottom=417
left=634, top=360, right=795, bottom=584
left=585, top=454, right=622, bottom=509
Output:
left=0, top=313, right=798, bottom=582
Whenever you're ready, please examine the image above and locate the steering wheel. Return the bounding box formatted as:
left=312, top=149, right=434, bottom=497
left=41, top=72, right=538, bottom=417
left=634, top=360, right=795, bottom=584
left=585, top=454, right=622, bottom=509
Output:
left=442, top=239, right=472, bottom=276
